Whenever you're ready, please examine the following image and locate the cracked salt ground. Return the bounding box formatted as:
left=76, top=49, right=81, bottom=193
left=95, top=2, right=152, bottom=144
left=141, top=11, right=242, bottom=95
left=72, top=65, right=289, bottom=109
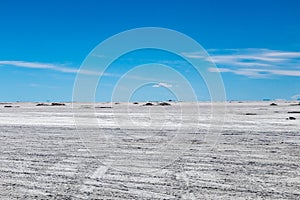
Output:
left=0, top=102, right=299, bottom=199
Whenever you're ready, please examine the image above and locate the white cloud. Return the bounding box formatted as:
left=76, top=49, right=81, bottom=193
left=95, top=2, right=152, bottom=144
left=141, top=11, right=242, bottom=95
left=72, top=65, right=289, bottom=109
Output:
left=0, top=60, right=106, bottom=76
left=152, top=82, right=172, bottom=88
left=264, top=52, right=300, bottom=58
left=209, top=67, right=300, bottom=78
left=189, top=48, right=300, bottom=78
left=291, top=94, right=300, bottom=100
left=0, top=60, right=76, bottom=72
left=268, top=69, right=300, bottom=76
left=208, top=68, right=231, bottom=73
left=208, top=67, right=268, bottom=78
left=181, top=52, right=207, bottom=59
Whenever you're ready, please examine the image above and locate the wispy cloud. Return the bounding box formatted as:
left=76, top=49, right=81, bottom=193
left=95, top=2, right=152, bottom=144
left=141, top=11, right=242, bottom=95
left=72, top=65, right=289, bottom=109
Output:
left=152, top=82, right=172, bottom=88
left=0, top=60, right=179, bottom=84
left=208, top=67, right=300, bottom=77
left=181, top=51, right=207, bottom=59
left=0, top=60, right=104, bottom=76
left=291, top=94, right=300, bottom=100
left=183, top=48, right=300, bottom=78
left=0, top=60, right=78, bottom=73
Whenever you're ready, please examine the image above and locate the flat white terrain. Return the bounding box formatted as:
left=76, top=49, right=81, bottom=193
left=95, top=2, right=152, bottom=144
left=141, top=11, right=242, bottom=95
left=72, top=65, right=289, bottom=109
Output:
left=0, top=101, right=299, bottom=199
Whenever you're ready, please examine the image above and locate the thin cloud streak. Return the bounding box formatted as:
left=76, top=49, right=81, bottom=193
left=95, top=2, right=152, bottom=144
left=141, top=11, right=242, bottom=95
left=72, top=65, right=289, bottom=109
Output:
left=0, top=60, right=177, bottom=83
left=209, top=67, right=300, bottom=77
left=152, top=82, right=172, bottom=88
left=0, top=60, right=107, bottom=76
left=184, top=48, right=300, bottom=78
left=291, top=94, right=300, bottom=100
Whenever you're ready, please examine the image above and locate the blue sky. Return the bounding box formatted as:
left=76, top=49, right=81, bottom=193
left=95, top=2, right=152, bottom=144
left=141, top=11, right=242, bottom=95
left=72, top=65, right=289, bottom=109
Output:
left=0, top=0, right=300, bottom=102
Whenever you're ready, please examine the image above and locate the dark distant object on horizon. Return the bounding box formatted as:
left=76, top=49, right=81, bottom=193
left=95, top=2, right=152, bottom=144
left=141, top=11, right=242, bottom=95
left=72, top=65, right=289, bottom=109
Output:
left=133, top=102, right=139, bottom=104
left=270, top=103, right=278, bottom=106
left=287, top=111, right=300, bottom=114
left=36, top=103, right=50, bottom=106
left=36, top=103, right=66, bottom=106
left=290, top=102, right=300, bottom=106
left=158, top=102, right=171, bottom=106
left=143, top=102, right=171, bottom=106
left=51, top=103, right=66, bottom=106
left=287, top=116, right=296, bottom=120
left=143, top=102, right=154, bottom=106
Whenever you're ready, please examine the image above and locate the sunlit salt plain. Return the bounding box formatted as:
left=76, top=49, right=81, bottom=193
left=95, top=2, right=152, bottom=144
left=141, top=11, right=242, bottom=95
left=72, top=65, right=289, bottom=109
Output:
left=0, top=101, right=299, bottom=199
